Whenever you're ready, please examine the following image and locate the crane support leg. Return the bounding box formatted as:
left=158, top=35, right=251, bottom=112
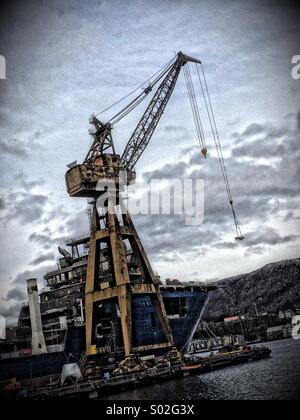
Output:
left=84, top=199, right=173, bottom=357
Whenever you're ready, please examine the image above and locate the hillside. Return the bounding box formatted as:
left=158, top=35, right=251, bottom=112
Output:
left=204, top=258, right=300, bottom=321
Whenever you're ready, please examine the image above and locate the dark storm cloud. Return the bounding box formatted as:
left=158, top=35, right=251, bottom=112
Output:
left=5, top=264, right=55, bottom=319
left=232, top=123, right=288, bottom=148
left=242, top=123, right=265, bottom=138
left=244, top=245, right=267, bottom=256
left=0, top=129, right=45, bottom=162
left=244, top=227, right=298, bottom=247
left=9, top=266, right=53, bottom=288
left=134, top=212, right=221, bottom=260
left=28, top=229, right=70, bottom=252
left=0, top=0, right=299, bottom=313
left=1, top=302, right=23, bottom=321
left=143, top=161, right=189, bottom=182
left=28, top=232, right=53, bottom=246
left=30, top=252, right=55, bottom=265
left=27, top=210, right=89, bottom=255
left=297, top=111, right=300, bottom=130
left=138, top=111, right=300, bottom=257
left=284, top=211, right=300, bottom=222
left=0, top=137, right=29, bottom=158
left=0, top=174, right=49, bottom=225
left=162, top=125, right=187, bottom=134
left=6, top=286, right=26, bottom=302
left=16, top=176, right=45, bottom=190
left=7, top=192, right=48, bottom=224
left=65, top=210, right=90, bottom=238
left=0, top=197, right=5, bottom=210
left=229, top=226, right=299, bottom=258
left=232, top=126, right=297, bottom=159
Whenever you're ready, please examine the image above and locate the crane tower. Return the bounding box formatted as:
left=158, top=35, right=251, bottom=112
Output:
left=65, top=51, right=243, bottom=357
left=66, top=52, right=203, bottom=357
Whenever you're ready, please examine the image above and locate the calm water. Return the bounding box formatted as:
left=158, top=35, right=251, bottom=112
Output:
left=99, top=339, right=300, bottom=400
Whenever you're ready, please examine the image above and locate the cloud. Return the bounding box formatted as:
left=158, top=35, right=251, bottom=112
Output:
left=6, top=286, right=26, bottom=302
left=137, top=111, right=300, bottom=260
left=162, top=125, right=187, bottom=135
left=7, top=192, right=48, bottom=224
left=143, top=161, right=188, bottom=182
left=0, top=0, right=299, bottom=308
left=0, top=129, right=45, bottom=160
left=0, top=197, right=5, bottom=210
left=30, top=252, right=56, bottom=265
left=134, top=211, right=221, bottom=261
left=242, top=123, right=265, bottom=137
left=0, top=176, right=49, bottom=225
left=28, top=232, right=53, bottom=246
left=3, top=264, right=56, bottom=321
left=244, top=227, right=298, bottom=247
left=1, top=302, right=24, bottom=323
left=0, top=137, right=29, bottom=158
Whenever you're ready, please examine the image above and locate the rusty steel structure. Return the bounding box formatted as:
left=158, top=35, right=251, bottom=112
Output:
left=65, top=52, right=202, bottom=357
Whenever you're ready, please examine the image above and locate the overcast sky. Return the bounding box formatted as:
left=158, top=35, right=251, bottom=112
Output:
left=0, top=0, right=299, bottom=322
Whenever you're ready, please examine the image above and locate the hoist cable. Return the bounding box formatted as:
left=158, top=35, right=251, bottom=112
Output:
left=198, top=63, right=232, bottom=199
left=183, top=65, right=206, bottom=152
left=95, top=56, right=176, bottom=119
left=109, top=57, right=176, bottom=125
left=185, top=65, right=206, bottom=150
left=110, top=59, right=177, bottom=125
left=183, top=66, right=202, bottom=148
left=186, top=63, right=206, bottom=149
left=110, top=94, right=148, bottom=125
left=197, top=63, right=244, bottom=239
left=196, top=64, right=231, bottom=200
left=109, top=89, right=147, bottom=125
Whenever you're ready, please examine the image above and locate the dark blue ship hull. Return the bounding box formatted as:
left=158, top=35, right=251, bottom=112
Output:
left=132, top=288, right=208, bottom=351
left=0, top=327, right=86, bottom=382
left=0, top=287, right=209, bottom=382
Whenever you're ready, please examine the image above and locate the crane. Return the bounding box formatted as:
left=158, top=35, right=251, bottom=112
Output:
left=65, top=51, right=244, bottom=357
left=78, top=52, right=203, bottom=170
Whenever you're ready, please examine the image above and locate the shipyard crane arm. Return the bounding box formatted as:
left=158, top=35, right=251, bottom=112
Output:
left=66, top=51, right=244, bottom=240
left=120, top=51, right=201, bottom=171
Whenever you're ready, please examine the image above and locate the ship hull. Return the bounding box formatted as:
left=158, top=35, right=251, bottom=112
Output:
left=0, top=287, right=209, bottom=382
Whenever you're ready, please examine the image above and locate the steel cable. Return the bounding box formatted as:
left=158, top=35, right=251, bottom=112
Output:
left=197, top=63, right=244, bottom=239
left=94, top=56, right=176, bottom=119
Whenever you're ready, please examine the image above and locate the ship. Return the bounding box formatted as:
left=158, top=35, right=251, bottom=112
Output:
left=0, top=236, right=214, bottom=382
left=1, top=52, right=229, bottom=385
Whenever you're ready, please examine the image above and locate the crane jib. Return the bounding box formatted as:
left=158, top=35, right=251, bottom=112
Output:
left=178, top=51, right=202, bottom=65
left=121, top=53, right=195, bottom=170
left=79, top=52, right=244, bottom=241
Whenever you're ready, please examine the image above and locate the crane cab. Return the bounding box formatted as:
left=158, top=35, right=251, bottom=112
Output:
left=65, top=154, right=136, bottom=198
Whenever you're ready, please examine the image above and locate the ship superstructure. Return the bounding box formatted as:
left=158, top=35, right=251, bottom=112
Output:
left=0, top=238, right=213, bottom=381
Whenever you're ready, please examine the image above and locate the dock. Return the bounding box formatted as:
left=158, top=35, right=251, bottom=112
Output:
left=9, top=345, right=271, bottom=400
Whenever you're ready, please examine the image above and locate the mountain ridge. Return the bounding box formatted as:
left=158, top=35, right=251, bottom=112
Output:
left=204, top=257, right=300, bottom=321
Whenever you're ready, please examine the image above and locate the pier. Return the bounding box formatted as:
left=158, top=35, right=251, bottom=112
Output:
left=5, top=345, right=271, bottom=400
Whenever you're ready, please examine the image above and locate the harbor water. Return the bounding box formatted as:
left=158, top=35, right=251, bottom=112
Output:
left=99, top=339, right=300, bottom=400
